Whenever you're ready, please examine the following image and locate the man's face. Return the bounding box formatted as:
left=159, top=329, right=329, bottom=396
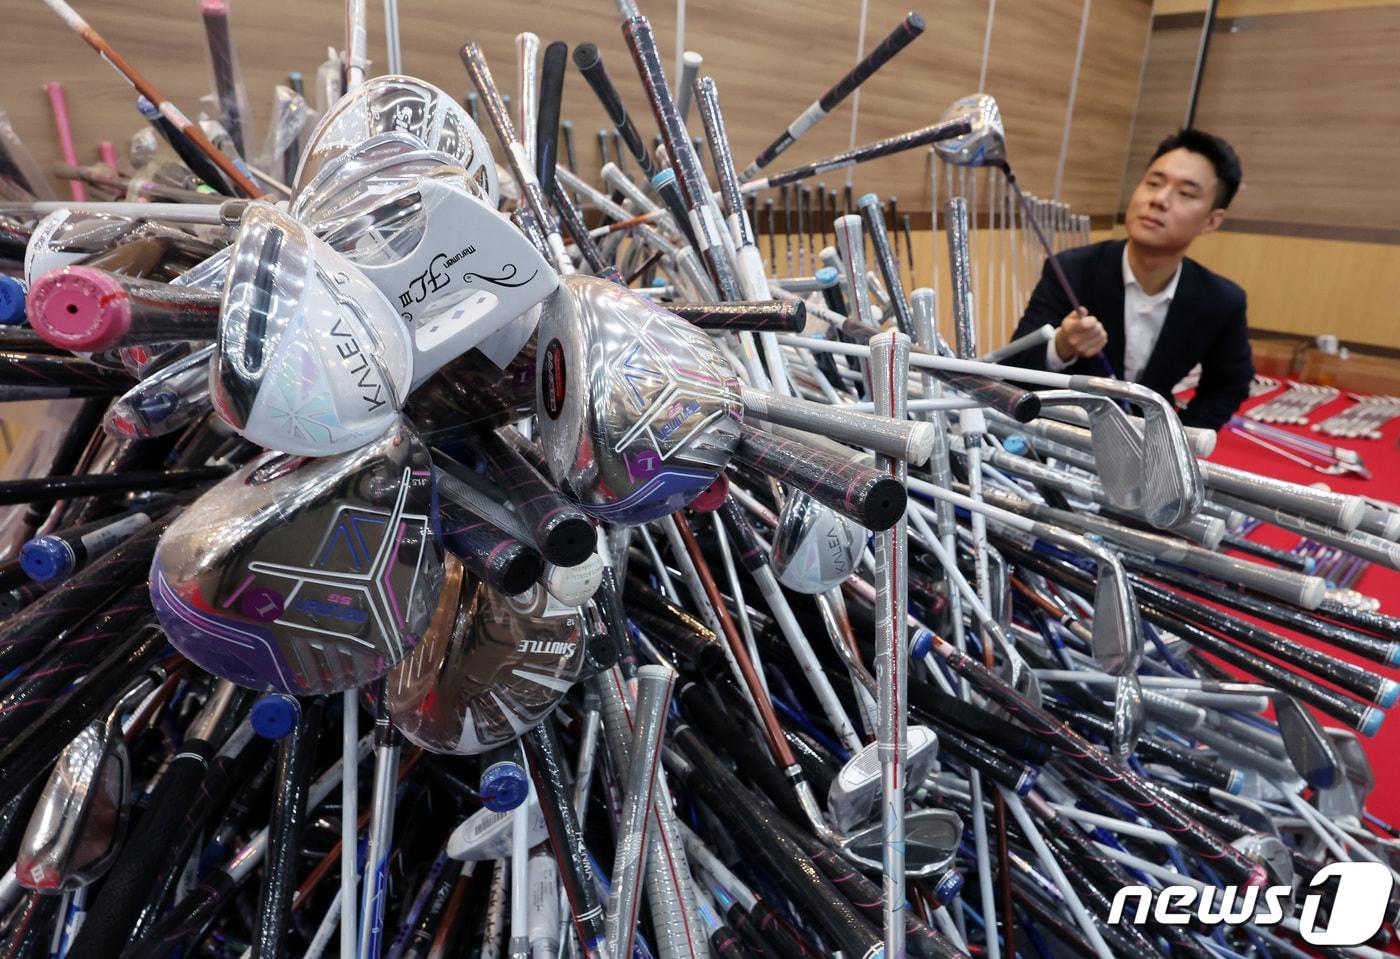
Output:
left=1126, top=148, right=1227, bottom=252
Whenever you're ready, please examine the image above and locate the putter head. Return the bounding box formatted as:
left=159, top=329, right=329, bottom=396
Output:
left=17, top=695, right=133, bottom=891
left=151, top=417, right=443, bottom=694
left=1274, top=696, right=1342, bottom=791
left=770, top=493, right=867, bottom=594
left=294, top=75, right=499, bottom=207
left=314, top=175, right=559, bottom=386
left=211, top=203, right=414, bottom=457
left=844, top=808, right=963, bottom=877
left=389, top=559, right=587, bottom=754
left=827, top=725, right=939, bottom=832
left=535, top=276, right=743, bottom=526
left=933, top=94, right=1007, bottom=170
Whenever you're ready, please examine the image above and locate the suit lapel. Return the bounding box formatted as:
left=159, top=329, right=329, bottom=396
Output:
left=1089, top=240, right=1128, bottom=376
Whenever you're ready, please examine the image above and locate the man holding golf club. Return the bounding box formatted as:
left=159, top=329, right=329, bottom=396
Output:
left=1008, top=129, right=1253, bottom=430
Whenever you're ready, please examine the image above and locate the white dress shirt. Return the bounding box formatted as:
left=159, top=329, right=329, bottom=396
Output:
left=1045, top=246, right=1183, bottom=382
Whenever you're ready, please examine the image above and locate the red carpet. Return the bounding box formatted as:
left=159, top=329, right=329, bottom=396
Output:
left=1197, top=387, right=1400, bottom=822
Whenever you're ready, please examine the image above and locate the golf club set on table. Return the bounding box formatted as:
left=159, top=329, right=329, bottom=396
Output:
left=2, top=2, right=1400, bottom=958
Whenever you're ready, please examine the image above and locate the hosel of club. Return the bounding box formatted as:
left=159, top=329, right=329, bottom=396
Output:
left=605, top=665, right=676, bottom=959
left=459, top=43, right=573, bottom=274
left=869, top=330, right=910, bottom=959
left=590, top=669, right=706, bottom=959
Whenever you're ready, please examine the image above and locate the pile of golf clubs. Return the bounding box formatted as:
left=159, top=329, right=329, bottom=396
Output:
left=1, top=1, right=1400, bottom=957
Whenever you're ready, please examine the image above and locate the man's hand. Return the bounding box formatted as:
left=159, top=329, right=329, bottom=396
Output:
left=1054, top=308, right=1108, bottom=361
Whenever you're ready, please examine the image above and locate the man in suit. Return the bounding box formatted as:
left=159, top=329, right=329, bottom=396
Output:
left=1006, top=129, right=1252, bottom=430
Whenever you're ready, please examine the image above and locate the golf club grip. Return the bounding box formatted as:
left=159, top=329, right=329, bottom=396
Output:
left=535, top=41, right=567, bottom=198
left=1317, top=600, right=1400, bottom=642
left=1214, top=490, right=1400, bottom=573
left=922, top=714, right=1034, bottom=794
left=1136, top=554, right=1400, bottom=666
left=255, top=696, right=324, bottom=958
left=623, top=579, right=730, bottom=675
left=928, top=637, right=1264, bottom=887
left=572, top=44, right=654, bottom=178
left=908, top=674, right=1049, bottom=766
left=717, top=497, right=766, bottom=572
left=1203, top=461, right=1365, bottom=531
left=0, top=590, right=152, bottom=749
left=733, top=426, right=906, bottom=531
left=68, top=735, right=220, bottom=958
left=674, top=727, right=885, bottom=959
left=669, top=300, right=807, bottom=333
left=485, top=428, right=596, bottom=567
left=0, top=350, right=137, bottom=398
left=125, top=867, right=242, bottom=959
left=709, top=926, right=748, bottom=959
left=28, top=266, right=221, bottom=352
left=1222, top=533, right=1313, bottom=572
left=744, top=13, right=925, bottom=176
left=0, top=516, right=168, bottom=675
left=0, top=625, right=167, bottom=808
left=838, top=318, right=1040, bottom=422
left=439, top=501, right=544, bottom=598
left=0, top=466, right=229, bottom=506
left=1131, top=574, right=1395, bottom=706
left=751, top=899, right=823, bottom=959
left=523, top=720, right=608, bottom=958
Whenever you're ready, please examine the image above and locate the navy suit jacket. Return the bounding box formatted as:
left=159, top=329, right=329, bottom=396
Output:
left=1005, top=239, right=1253, bottom=430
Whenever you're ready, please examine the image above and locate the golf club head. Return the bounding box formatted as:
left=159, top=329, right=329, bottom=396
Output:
left=1110, top=674, right=1145, bottom=762
left=770, top=492, right=867, bottom=594
left=1232, top=832, right=1296, bottom=890
left=389, top=560, right=587, bottom=755
left=1273, top=696, right=1342, bottom=791
left=986, top=544, right=1012, bottom=634
left=843, top=808, right=963, bottom=878
left=292, top=132, right=466, bottom=223
left=1085, top=547, right=1143, bottom=677
left=535, top=276, right=742, bottom=526
left=1074, top=376, right=1204, bottom=527
left=211, top=203, right=414, bottom=457
left=294, top=75, right=499, bottom=207
left=933, top=94, right=1006, bottom=169
left=17, top=698, right=132, bottom=891
left=1039, top=391, right=1147, bottom=515
left=827, top=725, right=938, bottom=832
left=314, top=175, right=559, bottom=386
left=23, top=208, right=145, bottom=286
left=446, top=796, right=548, bottom=861
left=1316, top=728, right=1373, bottom=821
left=151, top=417, right=444, bottom=694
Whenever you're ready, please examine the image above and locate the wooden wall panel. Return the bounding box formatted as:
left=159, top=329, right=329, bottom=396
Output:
left=0, top=0, right=1149, bottom=214
left=1117, top=13, right=1201, bottom=210
left=1192, top=5, right=1400, bottom=229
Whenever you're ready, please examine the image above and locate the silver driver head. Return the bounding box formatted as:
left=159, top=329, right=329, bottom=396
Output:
left=771, top=493, right=867, bottom=595
left=934, top=94, right=1007, bottom=169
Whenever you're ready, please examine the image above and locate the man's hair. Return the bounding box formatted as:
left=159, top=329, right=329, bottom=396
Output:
left=1149, top=129, right=1242, bottom=209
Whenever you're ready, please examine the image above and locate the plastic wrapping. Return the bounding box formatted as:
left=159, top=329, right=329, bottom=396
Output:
left=314, top=47, right=343, bottom=115
left=255, top=85, right=319, bottom=184
left=200, top=0, right=253, bottom=156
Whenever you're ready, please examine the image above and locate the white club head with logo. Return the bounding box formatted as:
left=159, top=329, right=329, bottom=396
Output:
left=770, top=493, right=867, bottom=595
left=211, top=204, right=414, bottom=457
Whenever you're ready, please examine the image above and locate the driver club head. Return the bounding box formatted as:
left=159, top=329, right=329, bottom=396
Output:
left=151, top=417, right=444, bottom=694
left=770, top=492, right=867, bottom=595
left=211, top=203, right=414, bottom=457
left=17, top=688, right=136, bottom=891
left=294, top=75, right=499, bottom=207
left=535, top=275, right=742, bottom=526
left=389, top=558, right=587, bottom=754
left=933, top=93, right=1007, bottom=170
left=843, top=808, right=964, bottom=878
left=827, top=725, right=938, bottom=832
